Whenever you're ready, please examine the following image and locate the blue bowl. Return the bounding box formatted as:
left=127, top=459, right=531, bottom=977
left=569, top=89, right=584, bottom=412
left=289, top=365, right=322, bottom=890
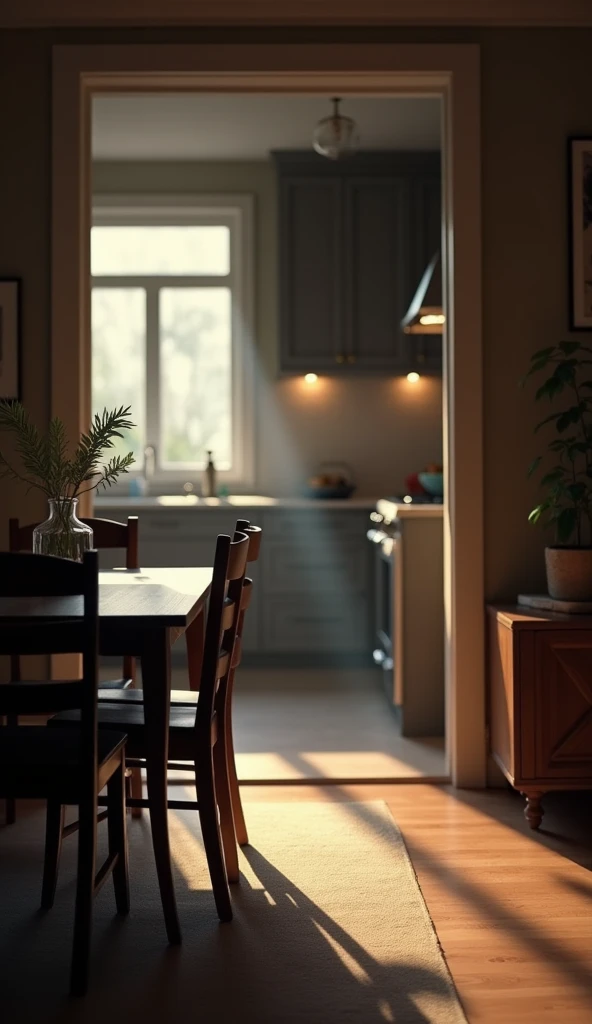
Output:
left=418, top=472, right=443, bottom=497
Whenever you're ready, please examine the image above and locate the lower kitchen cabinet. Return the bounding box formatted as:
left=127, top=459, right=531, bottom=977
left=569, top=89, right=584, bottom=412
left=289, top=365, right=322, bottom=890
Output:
left=487, top=606, right=592, bottom=829
left=97, top=505, right=374, bottom=664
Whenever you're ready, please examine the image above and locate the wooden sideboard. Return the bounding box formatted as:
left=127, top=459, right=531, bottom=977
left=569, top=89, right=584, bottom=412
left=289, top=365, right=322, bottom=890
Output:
left=487, top=605, right=592, bottom=829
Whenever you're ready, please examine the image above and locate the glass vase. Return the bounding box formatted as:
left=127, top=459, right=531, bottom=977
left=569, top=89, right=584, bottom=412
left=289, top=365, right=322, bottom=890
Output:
left=32, top=497, right=93, bottom=562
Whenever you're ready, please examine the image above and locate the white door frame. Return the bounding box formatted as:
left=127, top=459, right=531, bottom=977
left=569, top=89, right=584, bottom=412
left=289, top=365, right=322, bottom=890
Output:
left=52, top=43, right=484, bottom=786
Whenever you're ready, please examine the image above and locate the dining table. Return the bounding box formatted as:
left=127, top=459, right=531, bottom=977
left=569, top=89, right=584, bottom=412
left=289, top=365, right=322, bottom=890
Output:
left=0, top=565, right=213, bottom=945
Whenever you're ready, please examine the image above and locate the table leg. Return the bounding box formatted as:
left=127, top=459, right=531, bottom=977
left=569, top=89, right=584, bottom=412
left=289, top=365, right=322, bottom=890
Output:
left=186, top=609, right=205, bottom=691
left=141, top=629, right=181, bottom=944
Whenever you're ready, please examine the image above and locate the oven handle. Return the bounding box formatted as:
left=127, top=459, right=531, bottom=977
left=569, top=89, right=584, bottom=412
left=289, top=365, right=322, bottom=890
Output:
left=367, top=528, right=389, bottom=544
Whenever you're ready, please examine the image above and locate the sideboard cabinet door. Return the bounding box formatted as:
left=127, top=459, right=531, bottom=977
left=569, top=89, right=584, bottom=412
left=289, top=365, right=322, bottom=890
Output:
left=533, top=630, right=592, bottom=779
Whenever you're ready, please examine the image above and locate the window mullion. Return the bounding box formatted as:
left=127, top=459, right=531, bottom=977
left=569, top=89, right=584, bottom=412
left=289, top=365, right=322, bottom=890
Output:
left=145, top=284, right=160, bottom=462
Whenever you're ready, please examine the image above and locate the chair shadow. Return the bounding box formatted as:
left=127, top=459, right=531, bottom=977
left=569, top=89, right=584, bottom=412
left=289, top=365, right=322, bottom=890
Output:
left=0, top=802, right=465, bottom=1024
left=236, top=843, right=464, bottom=1024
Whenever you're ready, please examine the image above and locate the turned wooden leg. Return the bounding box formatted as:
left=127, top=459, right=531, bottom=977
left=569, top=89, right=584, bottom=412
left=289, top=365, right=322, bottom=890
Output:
left=523, top=790, right=545, bottom=830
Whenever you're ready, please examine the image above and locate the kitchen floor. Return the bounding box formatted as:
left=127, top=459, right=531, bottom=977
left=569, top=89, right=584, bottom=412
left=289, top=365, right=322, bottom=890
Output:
left=112, top=664, right=446, bottom=782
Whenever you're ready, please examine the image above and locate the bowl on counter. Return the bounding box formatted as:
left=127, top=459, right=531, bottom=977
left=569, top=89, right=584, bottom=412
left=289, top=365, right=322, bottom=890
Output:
left=303, top=483, right=357, bottom=500
left=305, top=461, right=356, bottom=500
left=418, top=472, right=443, bottom=498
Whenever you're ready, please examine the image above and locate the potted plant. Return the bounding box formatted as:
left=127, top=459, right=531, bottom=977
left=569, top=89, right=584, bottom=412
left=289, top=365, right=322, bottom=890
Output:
left=0, top=401, right=135, bottom=560
left=525, top=341, right=592, bottom=600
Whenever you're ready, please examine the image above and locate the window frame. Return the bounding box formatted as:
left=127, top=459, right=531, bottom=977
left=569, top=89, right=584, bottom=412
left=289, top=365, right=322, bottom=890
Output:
left=91, top=193, right=255, bottom=491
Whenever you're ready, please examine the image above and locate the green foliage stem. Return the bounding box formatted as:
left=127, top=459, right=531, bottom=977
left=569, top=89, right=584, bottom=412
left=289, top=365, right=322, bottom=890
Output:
left=0, top=401, right=136, bottom=501
left=524, top=342, right=592, bottom=546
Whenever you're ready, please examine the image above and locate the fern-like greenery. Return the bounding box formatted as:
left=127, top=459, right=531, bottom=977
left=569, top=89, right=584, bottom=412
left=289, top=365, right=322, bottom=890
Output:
left=0, top=401, right=136, bottom=500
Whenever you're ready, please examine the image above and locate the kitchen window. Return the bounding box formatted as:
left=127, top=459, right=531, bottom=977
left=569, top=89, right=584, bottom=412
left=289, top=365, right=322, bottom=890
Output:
left=91, top=195, right=255, bottom=489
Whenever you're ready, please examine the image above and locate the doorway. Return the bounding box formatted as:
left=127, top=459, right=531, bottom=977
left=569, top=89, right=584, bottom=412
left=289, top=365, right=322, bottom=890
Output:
left=51, top=44, right=484, bottom=787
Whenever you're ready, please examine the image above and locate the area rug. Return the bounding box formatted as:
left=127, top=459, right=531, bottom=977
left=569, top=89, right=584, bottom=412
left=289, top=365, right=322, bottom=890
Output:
left=0, top=800, right=467, bottom=1024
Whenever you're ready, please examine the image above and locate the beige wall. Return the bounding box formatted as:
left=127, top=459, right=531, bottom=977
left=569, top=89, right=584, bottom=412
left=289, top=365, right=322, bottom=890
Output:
left=92, top=159, right=443, bottom=497
left=1, top=27, right=592, bottom=598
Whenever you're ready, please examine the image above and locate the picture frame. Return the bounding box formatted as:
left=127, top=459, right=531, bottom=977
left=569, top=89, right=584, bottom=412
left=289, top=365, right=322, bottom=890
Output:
left=568, top=137, right=592, bottom=330
left=0, top=278, right=21, bottom=401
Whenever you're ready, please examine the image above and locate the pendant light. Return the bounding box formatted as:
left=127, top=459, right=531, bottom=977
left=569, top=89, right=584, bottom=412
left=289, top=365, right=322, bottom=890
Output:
left=312, top=97, right=359, bottom=160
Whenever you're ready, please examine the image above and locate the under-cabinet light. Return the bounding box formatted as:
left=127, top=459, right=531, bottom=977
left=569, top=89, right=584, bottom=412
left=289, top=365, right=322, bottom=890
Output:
left=304, top=373, right=318, bottom=384
left=406, top=372, right=421, bottom=383
left=419, top=313, right=445, bottom=326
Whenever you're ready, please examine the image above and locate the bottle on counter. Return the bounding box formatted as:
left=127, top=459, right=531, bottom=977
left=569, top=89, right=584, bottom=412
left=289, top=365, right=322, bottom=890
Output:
left=203, top=450, right=217, bottom=498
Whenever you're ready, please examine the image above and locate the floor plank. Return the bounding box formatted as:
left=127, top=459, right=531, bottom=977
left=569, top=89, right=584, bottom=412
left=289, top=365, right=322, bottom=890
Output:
left=240, top=783, right=592, bottom=1023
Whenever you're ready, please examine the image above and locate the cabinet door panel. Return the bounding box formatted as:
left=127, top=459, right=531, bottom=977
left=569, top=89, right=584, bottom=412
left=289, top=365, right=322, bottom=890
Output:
left=263, top=597, right=368, bottom=653
left=263, top=539, right=368, bottom=596
left=264, top=510, right=367, bottom=540
left=533, top=631, right=592, bottom=778
left=279, top=178, right=342, bottom=370
left=344, top=177, right=410, bottom=370
left=409, top=176, right=442, bottom=373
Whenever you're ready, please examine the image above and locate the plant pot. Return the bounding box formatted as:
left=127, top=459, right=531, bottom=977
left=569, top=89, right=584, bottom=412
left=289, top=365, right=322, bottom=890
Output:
left=545, top=546, right=592, bottom=601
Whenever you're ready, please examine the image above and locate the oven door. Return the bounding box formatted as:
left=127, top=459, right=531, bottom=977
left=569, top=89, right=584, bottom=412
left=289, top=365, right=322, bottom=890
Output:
left=367, top=526, right=403, bottom=706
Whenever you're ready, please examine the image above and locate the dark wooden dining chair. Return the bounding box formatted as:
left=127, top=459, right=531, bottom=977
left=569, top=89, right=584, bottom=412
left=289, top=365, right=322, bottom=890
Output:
left=9, top=515, right=139, bottom=690
left=0, top=550, right=129, bottom=996
left=49, top=530, right=250, bottom=925
left=171, top=519, right=262, bottom=859
left=5, top=515, right=140, bottom=826
left=99, top=519, right=262, bottom=869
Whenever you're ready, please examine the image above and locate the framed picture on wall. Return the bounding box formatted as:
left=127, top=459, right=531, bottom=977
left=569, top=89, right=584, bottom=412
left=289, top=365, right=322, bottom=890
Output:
left=569, top=137, right=592, bottom=330
left=0, top=278, right=21, bottom=401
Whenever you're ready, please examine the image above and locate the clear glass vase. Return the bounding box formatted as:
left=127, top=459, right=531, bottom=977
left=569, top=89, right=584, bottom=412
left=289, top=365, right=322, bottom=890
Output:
left=32, top=497, right=93, bottom=561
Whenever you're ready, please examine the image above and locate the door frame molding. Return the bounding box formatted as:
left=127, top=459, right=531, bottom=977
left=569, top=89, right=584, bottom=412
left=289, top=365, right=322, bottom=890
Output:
left=52, top=42, right=484, bottom=786
left=7, top=1, right=591, bottom=27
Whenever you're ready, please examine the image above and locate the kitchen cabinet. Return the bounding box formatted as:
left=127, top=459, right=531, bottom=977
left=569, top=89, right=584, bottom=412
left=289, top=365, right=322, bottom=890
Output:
left=409, top=176, right=443, bottom=373
left=275, top=151, right=441, bottom=376
left=97, top=503, right=374, bottom=665
left=278, top=177, right=342, bottom=368
left=487, top=606, right=592, bottom=830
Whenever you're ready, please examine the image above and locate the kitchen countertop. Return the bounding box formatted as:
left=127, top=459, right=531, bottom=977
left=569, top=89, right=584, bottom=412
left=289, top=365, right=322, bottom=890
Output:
left=94, top=494, right=380, bottom=511
left=377, top=498, right=444, bottom=521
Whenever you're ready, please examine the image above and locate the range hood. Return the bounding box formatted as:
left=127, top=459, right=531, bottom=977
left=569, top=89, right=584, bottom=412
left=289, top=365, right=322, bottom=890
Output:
left=401, top=252, right=445, bottom=335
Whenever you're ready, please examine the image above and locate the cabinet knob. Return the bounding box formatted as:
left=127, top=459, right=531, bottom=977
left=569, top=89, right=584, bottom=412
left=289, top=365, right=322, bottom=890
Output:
left=335, top=354, right=345, bottom=364
left=346, top=355, right=356, bottom=364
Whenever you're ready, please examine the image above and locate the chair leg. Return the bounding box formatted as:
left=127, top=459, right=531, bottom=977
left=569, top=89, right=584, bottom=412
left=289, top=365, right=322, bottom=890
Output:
left=225, top=703, right=248, bottom=847
left=70, top=800, right=97, bottom=997
left=129, top=766, right=143, bottom=819
left=107, top=761, right=130, bottom=916
left=41, top=801, right=65, bottom=909
left=213, top=735, right=239, bottom=884
left=197, top=748, right=232, bottom=922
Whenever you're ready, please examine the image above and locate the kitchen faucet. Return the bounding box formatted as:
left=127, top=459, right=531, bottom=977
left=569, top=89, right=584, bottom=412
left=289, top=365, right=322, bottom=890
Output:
left=143, top=445, right=156, bottom=490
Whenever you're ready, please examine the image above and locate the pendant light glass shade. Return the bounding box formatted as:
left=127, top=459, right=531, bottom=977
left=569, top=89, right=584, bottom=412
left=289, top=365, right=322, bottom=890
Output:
left=312, top=97, right=359, bottom=160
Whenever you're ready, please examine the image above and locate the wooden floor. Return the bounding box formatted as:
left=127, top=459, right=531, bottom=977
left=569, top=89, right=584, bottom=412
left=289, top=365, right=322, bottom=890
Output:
left=240, top=782, right=592, bottom=1023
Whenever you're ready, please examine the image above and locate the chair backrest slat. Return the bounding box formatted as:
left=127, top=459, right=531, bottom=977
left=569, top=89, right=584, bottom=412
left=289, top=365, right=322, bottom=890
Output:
left=9, top=516, right=139, bottom=566
left=9, top=516, right=138, bottom=684
left=0, top=551, right=99, bottom=726
left=195, top=531, right=249, bottom=736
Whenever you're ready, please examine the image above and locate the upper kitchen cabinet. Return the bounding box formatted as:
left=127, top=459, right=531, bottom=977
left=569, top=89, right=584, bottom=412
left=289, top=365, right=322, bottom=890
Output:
left=279, top=176, right=343, bottom=368
left=408, top=175, right=443, bottom=373
left=274, top=151, right=442, bottom=376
